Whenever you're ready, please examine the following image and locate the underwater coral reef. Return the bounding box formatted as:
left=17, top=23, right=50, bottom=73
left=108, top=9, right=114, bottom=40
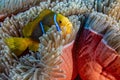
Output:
left=0, top=0, right=120, bottom=80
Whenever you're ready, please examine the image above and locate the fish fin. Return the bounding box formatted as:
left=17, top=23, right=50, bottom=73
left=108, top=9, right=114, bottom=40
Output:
left=4, top=37, right=31, bottom=56
left=22, top=21, right=38, bottom=37
left=22, top=9, right=53, bottom=37
left=28, top=40, right=39, bottom=52
left=44, top=25, right=50, bottom=32
left=36, top=9, right=54, bottom=22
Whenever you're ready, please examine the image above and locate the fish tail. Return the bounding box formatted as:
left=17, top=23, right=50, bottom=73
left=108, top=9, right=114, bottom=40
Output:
left=4, top=37, right=31, bottom=56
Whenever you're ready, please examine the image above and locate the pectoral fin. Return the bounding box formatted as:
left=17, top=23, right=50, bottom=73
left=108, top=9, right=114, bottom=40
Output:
left=28, top=40, right=39, bottom=52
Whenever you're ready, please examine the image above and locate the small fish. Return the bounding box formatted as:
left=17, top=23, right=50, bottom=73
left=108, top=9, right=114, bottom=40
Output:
left=4, top=9, right=73, bottom=56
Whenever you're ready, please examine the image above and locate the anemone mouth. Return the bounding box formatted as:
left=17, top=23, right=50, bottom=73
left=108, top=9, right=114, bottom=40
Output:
left=0, top=0, right=120, bottom=80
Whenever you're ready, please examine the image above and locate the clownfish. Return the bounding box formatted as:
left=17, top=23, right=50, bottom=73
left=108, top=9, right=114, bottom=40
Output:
left=4, top=9, right=73, bottom=56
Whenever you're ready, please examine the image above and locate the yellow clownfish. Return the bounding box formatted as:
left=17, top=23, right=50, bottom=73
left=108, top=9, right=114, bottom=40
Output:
left=4, top=9, right=73, bottom=56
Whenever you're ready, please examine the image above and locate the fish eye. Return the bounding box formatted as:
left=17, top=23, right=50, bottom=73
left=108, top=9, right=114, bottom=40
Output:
left=59, top=20, right=62, bottom=24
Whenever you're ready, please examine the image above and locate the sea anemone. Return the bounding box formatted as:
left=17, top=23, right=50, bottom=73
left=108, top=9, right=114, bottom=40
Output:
left=74, top=11, right=120, bottom=80
left=0, top=0, right=120, bottom=80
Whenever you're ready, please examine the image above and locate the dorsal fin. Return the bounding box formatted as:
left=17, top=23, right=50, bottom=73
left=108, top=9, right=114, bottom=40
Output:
left=36, top=9, right=54, bottom=23
left=22, top=9, right=53, bottom=37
